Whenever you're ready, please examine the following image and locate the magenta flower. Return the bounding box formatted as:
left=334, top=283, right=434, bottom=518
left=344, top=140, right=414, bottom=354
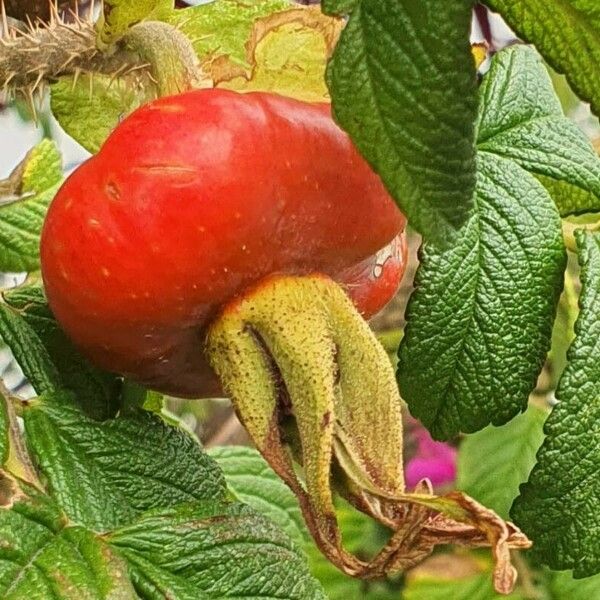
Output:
left=405, top=421, right=457, bottom=490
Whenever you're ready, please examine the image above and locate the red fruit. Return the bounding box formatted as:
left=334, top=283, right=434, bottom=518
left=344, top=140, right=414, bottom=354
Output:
left=40, top=89, right=407, bottom=397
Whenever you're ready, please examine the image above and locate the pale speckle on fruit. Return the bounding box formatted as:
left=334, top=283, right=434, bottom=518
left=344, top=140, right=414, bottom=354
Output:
left=101, top=267, right=111, bottom=278
left=105, top=181, right=121, bottom=201
left=88, top=218, right=101, bottom=229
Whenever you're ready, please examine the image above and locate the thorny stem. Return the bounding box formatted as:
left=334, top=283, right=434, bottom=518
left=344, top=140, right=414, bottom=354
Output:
left=0, top=1, right=151, bottom=99
left=4, top=0, right=79, bottom=22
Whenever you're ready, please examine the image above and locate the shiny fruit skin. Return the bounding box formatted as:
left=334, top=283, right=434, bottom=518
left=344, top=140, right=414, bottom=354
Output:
left=41, top=89, right=406, bottom=397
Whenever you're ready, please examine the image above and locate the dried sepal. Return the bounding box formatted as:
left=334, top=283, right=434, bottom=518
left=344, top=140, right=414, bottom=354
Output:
left=206, top=274, right=530, bottom=594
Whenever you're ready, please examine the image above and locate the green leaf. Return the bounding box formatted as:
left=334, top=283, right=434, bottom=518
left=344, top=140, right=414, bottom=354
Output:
left=209, top=446, right=387, bottom=599
left=167, top=0, right=291, bottom=70
left=208, top=444, right=397, bottom=598
left=547, top=264, right=579, bottom=388
left=476, top=46, right=600, bottom=217
left=546, top=569, right=600, bottom=599
left=0, top=302, right=60, bottom=395
left=3, top=285, right=120, bottom=420
left=403, top=569, right=525, bottom=600
left=0, top=487, right=137, bottom=599
left=109, top=501, right=326, bottom=599
left=457, top=406, right=547, bottom=519
left=19, top=139, right=63, bottom=193
left=51, top=72, right=155, bottom=154
left=208, top=445, right=308, bottom=546
left=511, top=230, right=600, bottom=577
left=0, top=140, right=62, bottom=271
left=538, top=175, right=600, bottom=219
left=398, top=153, right=565, bottom=439
left=484, top=0, right=600, bottom=116
left=0, top=475, right=324, bottom=598
left=397, top=46, right=568, bottom=440
left=326, top=0, right=477, bottom=242
left=322, top=0, right=358, bottom=15
left=97, top=0, right=172, bottom=45
left=23, top=391, right=226, bottom=531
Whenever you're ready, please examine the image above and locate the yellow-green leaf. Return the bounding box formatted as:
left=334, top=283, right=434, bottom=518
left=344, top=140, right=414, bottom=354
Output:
left=51, top=72, right=156, bottom=153
left=219, top=7, right=342, bottom=102
left=167, top=0, right=291, bottom=74
left=97, top=0, right=172, bottom=46
left=0, top=140, right=63, bottom=271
